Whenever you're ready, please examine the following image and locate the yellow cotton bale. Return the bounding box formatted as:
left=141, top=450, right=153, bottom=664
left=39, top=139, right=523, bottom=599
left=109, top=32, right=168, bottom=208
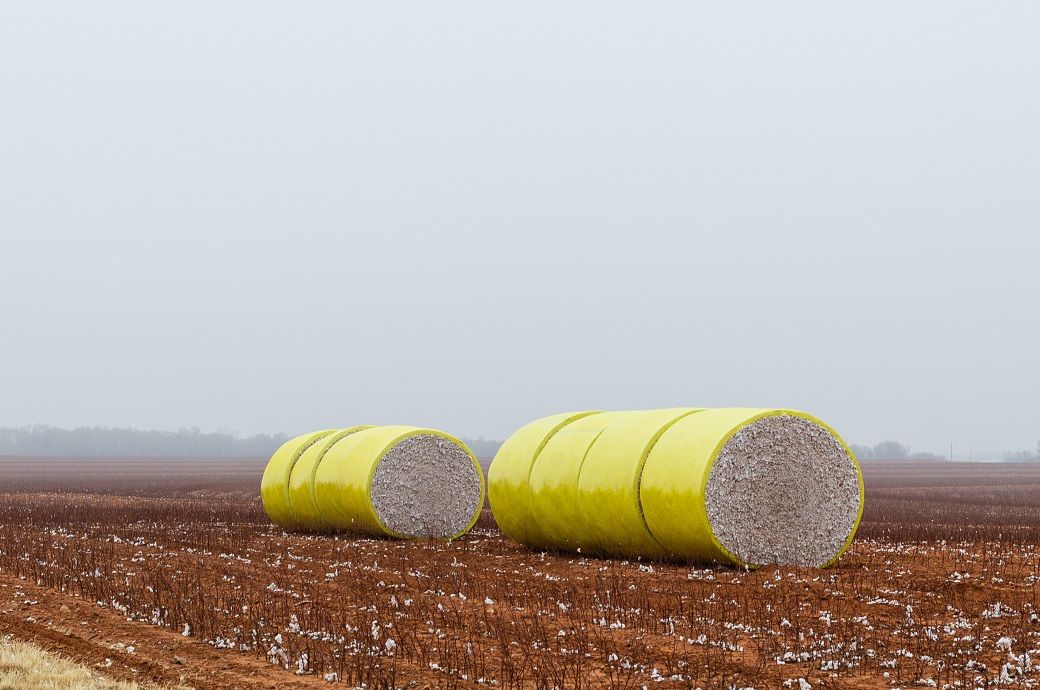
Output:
left=260, top=430, right=338, bottom=528
left=491, top=407, right=863, bottom=568
left=640, top=408, right=863, bottom=568
left=313, top=425, right=485, bottom=539
left=287, top=425, right=374, bottom=531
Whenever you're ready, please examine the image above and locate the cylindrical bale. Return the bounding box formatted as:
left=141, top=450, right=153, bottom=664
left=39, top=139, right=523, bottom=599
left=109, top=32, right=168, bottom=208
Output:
left=575, top=408, right=704, bottom=558
left=640, top=408, right=863, bottom=568
left=313, top=425, right=485, bottom=539
left=287, top=425, right=373, bottom=531
left=486, top=411, right=602, bottom=546
left=527, top=412, right=627, bottom=551
left=261, top=430, right=338, bottom=528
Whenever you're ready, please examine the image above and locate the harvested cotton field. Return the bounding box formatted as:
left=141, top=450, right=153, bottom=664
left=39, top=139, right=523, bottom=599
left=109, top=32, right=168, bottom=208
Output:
left=1, top=456, right=1039, bottom=689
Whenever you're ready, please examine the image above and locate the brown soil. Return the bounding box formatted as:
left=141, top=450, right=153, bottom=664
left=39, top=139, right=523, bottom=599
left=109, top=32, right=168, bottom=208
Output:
left=0, top=572, right=329, bottom=690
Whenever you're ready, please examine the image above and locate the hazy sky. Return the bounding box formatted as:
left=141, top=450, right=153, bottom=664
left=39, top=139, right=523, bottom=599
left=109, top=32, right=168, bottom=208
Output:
left=2, top=3, right=1037, bottom=455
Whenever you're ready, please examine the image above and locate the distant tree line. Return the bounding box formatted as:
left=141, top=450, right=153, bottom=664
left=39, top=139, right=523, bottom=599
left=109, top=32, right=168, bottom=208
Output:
left=849, top=441, right=946, bottom=461
left=0, top=424, right=507, bottom=459
left=0, top=425, right=289, bottom=457
left=1003, top=442, right=1040, bottom=463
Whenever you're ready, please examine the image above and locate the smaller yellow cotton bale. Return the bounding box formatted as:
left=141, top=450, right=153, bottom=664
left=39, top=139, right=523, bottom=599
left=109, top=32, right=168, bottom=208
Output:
left=313, top=425, right=485, bottom=539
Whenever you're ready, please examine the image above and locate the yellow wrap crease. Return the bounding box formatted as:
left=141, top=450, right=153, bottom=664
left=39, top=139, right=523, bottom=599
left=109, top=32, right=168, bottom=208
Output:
left=260, top=430, right=338, bottom=528
left=576, top=408, right=704, bottom=558
left=287, top=425, right=373, bottom=531
left=486, top=411, right=602, bottom=546
left=527, top=412, right=625, bottom=551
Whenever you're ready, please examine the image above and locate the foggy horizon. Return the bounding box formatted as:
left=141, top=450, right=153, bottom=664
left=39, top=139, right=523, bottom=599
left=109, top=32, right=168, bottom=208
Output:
left=2, top=3, right=1038, bottom=456
left=0, top=422, right=1027, bottom=462
left=0, top=420, right=1031, bottom=464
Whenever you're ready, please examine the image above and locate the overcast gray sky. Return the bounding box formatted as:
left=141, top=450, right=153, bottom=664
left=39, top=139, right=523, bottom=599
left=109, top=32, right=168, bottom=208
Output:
left=1, top=3, right=1037, bottom=455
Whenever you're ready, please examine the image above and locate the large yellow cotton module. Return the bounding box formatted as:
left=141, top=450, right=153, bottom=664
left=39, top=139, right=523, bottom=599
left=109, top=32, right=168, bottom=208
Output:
left=489, top=408, right=864, bottom=568
left=263, top=425, right=485, bottom=540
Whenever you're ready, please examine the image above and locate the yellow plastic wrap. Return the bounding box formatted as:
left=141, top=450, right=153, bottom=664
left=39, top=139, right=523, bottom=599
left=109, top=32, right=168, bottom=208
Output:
left=527, top=412, right=626, bottom=551
left=313, top=425, right=485, bottom=539
left=639, top=408, right=864, bottom=567
left=575, top=408, right=704, bottom=558
left=287, top=425, right=373, bottom=531
left=260, top=430, right=338, bottom=528
left=486, top=411, right=602, bottom=546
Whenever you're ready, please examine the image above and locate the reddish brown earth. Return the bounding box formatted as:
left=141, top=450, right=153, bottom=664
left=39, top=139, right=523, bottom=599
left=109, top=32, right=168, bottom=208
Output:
left=1, top=457, right=1039, bottom=689
left=0, top=571, right=328, bottom=689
